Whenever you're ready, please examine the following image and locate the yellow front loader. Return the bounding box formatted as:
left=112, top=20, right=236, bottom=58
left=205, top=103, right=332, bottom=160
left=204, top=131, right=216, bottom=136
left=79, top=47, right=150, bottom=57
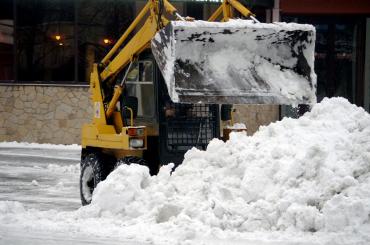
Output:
left=80, top=0, right=316, bottom=205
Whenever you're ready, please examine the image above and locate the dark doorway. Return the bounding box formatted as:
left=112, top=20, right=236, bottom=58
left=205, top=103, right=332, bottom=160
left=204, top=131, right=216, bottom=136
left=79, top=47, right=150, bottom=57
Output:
left=282, top=15, right=366, bottom=106
left=185, top=2, right=204, bottom=20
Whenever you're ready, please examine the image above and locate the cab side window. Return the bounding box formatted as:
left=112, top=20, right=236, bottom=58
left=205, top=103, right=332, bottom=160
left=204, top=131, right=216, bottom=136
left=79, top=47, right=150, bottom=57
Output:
left=126, top=60, right=155, bottom=118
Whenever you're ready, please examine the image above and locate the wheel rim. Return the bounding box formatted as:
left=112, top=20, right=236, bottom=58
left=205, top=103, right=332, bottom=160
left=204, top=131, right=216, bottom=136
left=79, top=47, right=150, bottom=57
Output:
left=81, top=165, right=94, bottom=203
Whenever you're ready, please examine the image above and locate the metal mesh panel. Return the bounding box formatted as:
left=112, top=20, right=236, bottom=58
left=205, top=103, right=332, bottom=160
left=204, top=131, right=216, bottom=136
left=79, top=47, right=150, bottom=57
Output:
left=165, top=104, right=218, bottom=151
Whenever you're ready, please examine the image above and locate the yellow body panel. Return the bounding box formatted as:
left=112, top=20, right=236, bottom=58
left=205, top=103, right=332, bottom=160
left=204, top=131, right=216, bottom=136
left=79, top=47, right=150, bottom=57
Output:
left=82, top=124, right=147, bottom=150
left=90, top=64, right=107, bottom=126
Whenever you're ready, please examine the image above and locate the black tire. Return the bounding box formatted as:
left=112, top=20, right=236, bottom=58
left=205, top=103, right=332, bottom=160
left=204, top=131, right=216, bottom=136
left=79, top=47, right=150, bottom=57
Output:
left=79, top=153, right=113, bottom=206
left=115, top=156, right=153, bottom=175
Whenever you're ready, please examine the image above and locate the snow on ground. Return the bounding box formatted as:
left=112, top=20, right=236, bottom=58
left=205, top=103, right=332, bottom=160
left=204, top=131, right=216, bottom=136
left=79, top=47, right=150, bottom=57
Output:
left=1, top=97, right=370, bottom=244
left=0, top=146, right=81, bottom=211
left=0, top=141, right=81, bottom=150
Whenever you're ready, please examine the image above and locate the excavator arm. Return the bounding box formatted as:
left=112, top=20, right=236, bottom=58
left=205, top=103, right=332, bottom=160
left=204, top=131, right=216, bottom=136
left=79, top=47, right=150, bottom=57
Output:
left=100, top=0, right=180, bottom=81
left=208, top=0, right=255, bottom=22
left=82, top=0, right=178, bottom=152
left=102, top=0, right=183, bottom=117
left=92, top=0, right=263, bottom=124
left=90, top=0, right=180, bottom=124
left=90, top=0, right=316, bottom=126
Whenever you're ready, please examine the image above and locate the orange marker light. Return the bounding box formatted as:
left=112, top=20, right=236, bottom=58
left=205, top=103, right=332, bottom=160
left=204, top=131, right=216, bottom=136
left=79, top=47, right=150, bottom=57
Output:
left=55, top=35, right=61, bottom=41
left=127, top=128, right=137, bottom=136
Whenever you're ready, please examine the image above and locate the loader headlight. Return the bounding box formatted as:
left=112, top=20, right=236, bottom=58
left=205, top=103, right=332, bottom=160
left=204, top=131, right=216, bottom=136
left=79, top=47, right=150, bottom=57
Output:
left=130, top=138, right=144, bottom=148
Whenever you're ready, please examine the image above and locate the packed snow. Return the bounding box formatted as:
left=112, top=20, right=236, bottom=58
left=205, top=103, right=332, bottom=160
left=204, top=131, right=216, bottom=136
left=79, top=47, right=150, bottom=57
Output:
left=1, top=97, right=370, bottom=244
left=0, top=141, right=81, bottom=150
left=152, top=19, right=316, bottom=105
left=89, top=97, right=370, bottom=237
left=226, top=123, right=247, bottom=130
left=0, top=146, right=81, bottom=211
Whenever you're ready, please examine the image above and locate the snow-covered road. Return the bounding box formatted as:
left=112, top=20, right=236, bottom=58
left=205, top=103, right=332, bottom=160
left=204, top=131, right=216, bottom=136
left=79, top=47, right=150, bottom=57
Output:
left=0, top=146, right=81, bottom=211
left=0, top=226, right=141, bottom=245
left=0, top=145, right=147, bottom=245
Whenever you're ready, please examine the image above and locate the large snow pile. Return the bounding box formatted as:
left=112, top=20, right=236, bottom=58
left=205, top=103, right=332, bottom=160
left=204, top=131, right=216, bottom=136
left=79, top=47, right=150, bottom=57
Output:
left=90, top=97, right=370, bottom=235
left=0, top=97, right=369, bottom=244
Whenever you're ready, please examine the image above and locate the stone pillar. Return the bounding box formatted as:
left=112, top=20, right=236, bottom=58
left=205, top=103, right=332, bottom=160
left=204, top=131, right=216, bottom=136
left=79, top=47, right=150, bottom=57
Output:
left=272, top=0, right=280, bottom=22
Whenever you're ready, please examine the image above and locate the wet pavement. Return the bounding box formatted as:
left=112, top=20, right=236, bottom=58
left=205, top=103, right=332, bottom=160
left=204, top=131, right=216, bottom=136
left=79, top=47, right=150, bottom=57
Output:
left=0, top=146, right=81, bottom=211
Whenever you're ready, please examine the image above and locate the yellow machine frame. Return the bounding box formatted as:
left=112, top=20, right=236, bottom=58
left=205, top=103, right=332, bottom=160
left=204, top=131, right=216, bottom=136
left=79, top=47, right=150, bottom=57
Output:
left=81, top=0, right=255, bottom=159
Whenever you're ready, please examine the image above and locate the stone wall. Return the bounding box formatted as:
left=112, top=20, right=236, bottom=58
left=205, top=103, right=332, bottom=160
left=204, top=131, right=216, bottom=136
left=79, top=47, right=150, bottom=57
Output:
left=0, top=84, right=280, bottom=144
left=233, top=105, right=280, bottom=135
left=0, top=85, right=92, bottom=144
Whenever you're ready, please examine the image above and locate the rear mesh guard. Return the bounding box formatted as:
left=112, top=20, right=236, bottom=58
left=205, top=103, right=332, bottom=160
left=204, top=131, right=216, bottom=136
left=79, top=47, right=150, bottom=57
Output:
left=165, top=104, right=218, bottom=151
left=152, top=20, right=317, bottom=105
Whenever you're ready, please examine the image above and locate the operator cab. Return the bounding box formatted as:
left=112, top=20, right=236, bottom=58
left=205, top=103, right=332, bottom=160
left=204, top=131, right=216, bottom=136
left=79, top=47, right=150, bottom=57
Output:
left=121, top=53, right=220, bottom=169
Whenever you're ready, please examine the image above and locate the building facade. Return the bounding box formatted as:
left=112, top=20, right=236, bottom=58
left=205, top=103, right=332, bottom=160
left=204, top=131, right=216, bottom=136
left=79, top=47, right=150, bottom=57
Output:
left=0, top=0, right=369, bottom=144
left=280, top=0, right=370, bottom=112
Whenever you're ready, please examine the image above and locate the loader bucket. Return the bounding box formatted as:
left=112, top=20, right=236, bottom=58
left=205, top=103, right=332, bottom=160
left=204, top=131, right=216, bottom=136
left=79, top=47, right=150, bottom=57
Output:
left=151, top=20, right=317, bottom=105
